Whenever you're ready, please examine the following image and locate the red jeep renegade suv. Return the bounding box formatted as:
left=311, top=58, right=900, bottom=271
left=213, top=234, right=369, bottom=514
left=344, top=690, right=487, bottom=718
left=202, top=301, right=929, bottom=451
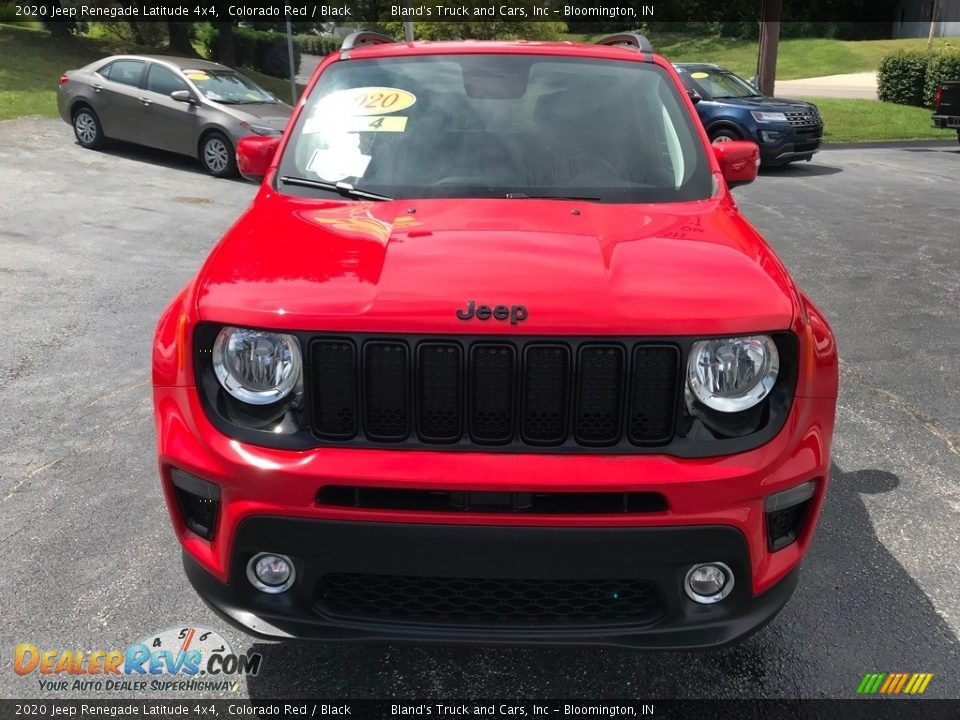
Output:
left=152, top=33, right=838, bottom=648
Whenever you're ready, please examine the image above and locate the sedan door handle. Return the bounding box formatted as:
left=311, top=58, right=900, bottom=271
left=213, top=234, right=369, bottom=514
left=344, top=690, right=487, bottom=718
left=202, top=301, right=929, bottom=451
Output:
left=92, top=84, right=102, bottom=92
left=139, top=98, right=152, bottom=106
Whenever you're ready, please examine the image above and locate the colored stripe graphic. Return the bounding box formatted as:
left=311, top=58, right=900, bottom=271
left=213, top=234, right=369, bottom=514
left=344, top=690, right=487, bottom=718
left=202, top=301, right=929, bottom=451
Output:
left=858, top=673, right=933, bottom=695
left=857, top=674, right=885, bottom=694
left=893, top=673, right=910, bottom=693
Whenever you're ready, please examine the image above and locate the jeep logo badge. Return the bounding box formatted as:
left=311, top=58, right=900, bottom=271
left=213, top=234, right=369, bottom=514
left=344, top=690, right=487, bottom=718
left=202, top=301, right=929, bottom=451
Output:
left=456, top=300, right=528, bottom=325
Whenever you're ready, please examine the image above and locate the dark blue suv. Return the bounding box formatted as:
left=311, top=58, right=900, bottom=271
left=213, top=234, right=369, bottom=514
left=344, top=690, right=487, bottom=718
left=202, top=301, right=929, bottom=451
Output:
left=674, top=63, right=824, bottom=166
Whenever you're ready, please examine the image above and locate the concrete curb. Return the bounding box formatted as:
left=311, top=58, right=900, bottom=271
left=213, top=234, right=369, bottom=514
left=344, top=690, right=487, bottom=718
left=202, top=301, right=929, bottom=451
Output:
left=823, top=139, right=958, bottom=150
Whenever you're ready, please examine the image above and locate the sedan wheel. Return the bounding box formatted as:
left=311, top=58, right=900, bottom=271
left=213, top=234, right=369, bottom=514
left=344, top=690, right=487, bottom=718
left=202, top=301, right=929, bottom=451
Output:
left=200, top=133, right=237, bottom=178
left=73, top=108, right=104, bottom=149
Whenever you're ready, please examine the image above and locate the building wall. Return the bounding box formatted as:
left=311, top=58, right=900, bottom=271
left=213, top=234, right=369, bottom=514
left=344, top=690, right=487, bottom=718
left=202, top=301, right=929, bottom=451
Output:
left=892, top=0, right=960, bottom=37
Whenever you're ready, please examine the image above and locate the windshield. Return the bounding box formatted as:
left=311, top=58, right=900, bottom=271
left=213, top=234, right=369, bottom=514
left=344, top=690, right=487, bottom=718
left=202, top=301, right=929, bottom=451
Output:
left=184, top=69, right=275, bottom=104
left=277, top=54, right=713, bottom=203
left=678, top=67, right=759, bottom=99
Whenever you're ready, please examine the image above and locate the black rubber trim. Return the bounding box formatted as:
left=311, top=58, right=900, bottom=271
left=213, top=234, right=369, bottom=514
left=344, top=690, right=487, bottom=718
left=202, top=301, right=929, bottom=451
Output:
left=183, top=518, right=798, bottom=648
left=193, top=325, right=798, bottom=459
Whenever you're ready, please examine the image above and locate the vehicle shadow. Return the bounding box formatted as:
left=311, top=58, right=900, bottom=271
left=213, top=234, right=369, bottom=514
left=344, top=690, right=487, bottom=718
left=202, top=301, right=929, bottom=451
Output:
left=87, top=139, right=249, bottom=183
left=759, top=163, right=843, bottom=178
left=244, top=463, right=959, bottom=699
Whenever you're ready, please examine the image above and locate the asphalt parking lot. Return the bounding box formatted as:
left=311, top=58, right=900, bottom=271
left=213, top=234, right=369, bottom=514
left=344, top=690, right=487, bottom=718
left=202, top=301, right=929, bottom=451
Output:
left=1, top=117, right=958, bottom=700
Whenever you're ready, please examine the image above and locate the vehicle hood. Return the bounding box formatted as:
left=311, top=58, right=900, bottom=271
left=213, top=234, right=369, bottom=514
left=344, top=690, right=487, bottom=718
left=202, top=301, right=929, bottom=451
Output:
left=713, top=95, right=817, bottom=113
left=196, top=196, right=797, bottom=336
left=215, top=101, right=293, bottom=129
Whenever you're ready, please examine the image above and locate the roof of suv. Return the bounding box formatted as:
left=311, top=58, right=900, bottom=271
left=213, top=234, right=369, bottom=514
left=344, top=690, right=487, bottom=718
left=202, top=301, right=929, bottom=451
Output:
left=339, top=39, right=671, bottom=67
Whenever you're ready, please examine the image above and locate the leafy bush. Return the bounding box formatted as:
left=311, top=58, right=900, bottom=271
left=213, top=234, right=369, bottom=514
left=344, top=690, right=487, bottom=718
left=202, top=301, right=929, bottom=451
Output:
left=925, top=51, right=960, bottom=107
left=877, top=51, right=930, bottom=107
left=197, top=25, right=301, bottom=78
left=293, top=34, right=340, bottom=56
left=877, top=49, right=960, bottom=108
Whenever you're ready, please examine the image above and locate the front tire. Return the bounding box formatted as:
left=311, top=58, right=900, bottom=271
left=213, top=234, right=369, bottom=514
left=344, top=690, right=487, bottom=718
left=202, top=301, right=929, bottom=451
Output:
left=72, top=107, right=105, bottom=149
left=199, top=131, right=237, bottom=178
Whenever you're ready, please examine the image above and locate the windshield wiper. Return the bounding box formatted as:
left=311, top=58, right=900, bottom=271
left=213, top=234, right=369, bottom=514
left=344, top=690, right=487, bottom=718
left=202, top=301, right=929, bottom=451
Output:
left=279, top=176, right=393, bottom=201
left=506, top=193, right=602, bottom=202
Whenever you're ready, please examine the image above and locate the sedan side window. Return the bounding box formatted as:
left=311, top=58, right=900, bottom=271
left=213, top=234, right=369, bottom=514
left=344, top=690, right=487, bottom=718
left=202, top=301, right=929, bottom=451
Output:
left=104, top=60, right=145, bottom=88
left=146, top=64, right=189, bottom=97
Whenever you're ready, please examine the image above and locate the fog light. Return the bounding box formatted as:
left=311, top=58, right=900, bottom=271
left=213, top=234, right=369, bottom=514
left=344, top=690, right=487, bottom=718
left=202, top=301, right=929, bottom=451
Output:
left=760, top=130, right=783, bottom=143
left=247, top=552, right=295, bottom=594
left=684, top=562, right=734, bottom=604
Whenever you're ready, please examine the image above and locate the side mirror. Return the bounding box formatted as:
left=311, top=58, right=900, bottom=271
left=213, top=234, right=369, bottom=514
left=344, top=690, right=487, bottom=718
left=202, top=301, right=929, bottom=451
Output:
left=237, top=135, right=281, bottom=183
left=170, top=90, right=194, bottom=104
left=687, top=88, right=702, bottom=105
left=713, top=140, right=760, bottom=188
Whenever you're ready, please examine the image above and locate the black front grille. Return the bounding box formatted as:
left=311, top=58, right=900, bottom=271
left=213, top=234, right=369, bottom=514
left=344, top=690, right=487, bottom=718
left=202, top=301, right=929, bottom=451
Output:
left=316, top=573, right=665, bottom=625
left=785, top=110, right=822, bottom=128
left=309, top=337, right=681, bottom=450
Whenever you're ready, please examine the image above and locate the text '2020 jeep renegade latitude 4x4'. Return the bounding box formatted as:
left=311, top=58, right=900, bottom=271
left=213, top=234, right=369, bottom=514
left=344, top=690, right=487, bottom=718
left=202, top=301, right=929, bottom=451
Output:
left=153, top=33, right=838, bottom=648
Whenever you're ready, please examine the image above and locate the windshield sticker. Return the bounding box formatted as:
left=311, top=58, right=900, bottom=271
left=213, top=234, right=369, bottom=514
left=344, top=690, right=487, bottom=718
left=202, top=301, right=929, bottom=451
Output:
left=303, top=115, right=408, bottom=135
left=306, top=133, right=372, bottom=182
left=185, top=71, right=209, bottom=80
left=690, top=72, right=710, bottom=79
left=361, top=116, right=407, bottom=132
left=313, top=87, right=416, bottom=117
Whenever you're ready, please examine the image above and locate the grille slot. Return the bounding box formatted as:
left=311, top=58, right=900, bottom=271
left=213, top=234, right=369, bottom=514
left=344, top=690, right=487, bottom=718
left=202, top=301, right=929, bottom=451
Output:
left=316, top=573, right=665, bottom=625
left=311, top=340, right=357, bottom=439
left=521, top=345, right=570, bottom=444
left=363, top=341, right=410, bottom=441
left=417, top=343, right=462, bottom=442
left=469, top=344, right=516, bottom=444
left=317, top=486, right=668, bottom=514
left=628, top=346, right=680, bottom=443
left=575, top=345, right=625, bottom=445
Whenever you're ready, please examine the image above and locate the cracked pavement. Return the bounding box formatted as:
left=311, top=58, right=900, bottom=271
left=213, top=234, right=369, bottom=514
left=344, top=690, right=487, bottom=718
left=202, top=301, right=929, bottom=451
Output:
left=0, top=118, right=957, bottom=699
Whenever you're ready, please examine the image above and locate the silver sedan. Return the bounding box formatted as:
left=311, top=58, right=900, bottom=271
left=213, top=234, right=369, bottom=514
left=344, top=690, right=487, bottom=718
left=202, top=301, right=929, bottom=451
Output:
left=57, top=54, right=293, bottom=177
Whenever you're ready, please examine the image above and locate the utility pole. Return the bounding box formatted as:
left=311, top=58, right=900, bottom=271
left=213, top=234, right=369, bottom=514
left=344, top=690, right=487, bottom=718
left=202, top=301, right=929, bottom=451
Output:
left=404, top=0, right=415, bottom=41
left=286, top=19, right=297, bottom=105
left=927, top=0, right=941, bottom=50
left=757, top=0, right=782, bottom=97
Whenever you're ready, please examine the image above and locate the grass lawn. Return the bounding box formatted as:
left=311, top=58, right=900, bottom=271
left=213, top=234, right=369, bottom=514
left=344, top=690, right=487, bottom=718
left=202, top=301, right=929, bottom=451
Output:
left=805, top=97, right=954, bottom=142
left=0, top=24, right=303, bottom=121
left=564, top=32, right=960, bottom=80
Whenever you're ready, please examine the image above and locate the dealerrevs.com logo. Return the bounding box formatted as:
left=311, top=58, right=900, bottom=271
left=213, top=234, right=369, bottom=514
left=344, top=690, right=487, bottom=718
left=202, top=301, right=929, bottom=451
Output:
left=14, top=626, right=262, bottom=693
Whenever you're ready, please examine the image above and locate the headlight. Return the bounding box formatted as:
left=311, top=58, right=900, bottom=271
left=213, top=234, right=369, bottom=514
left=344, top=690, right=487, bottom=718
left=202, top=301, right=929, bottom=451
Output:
left=750, top=111, right=788, bottom=123
left=687, top=335, right=779, bottom=412
left=240, top=121, right=282, bottom=136
left=212, top=327, right=302, bottom=405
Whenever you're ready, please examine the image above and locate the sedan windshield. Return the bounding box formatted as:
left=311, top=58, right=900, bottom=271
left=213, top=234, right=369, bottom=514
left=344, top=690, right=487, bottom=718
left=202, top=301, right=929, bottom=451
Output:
left=185, top=69, right=275, bottom=104
left=277, top=54, right=713, bottom=203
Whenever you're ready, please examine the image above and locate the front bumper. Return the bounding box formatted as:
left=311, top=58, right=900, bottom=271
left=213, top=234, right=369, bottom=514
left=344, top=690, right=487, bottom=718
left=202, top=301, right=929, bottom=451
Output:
left=185, top=518, right=800, bottom=649
left=755, top=125, right=823, bottom=164
left=156, top=379, right=834, bottom=646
